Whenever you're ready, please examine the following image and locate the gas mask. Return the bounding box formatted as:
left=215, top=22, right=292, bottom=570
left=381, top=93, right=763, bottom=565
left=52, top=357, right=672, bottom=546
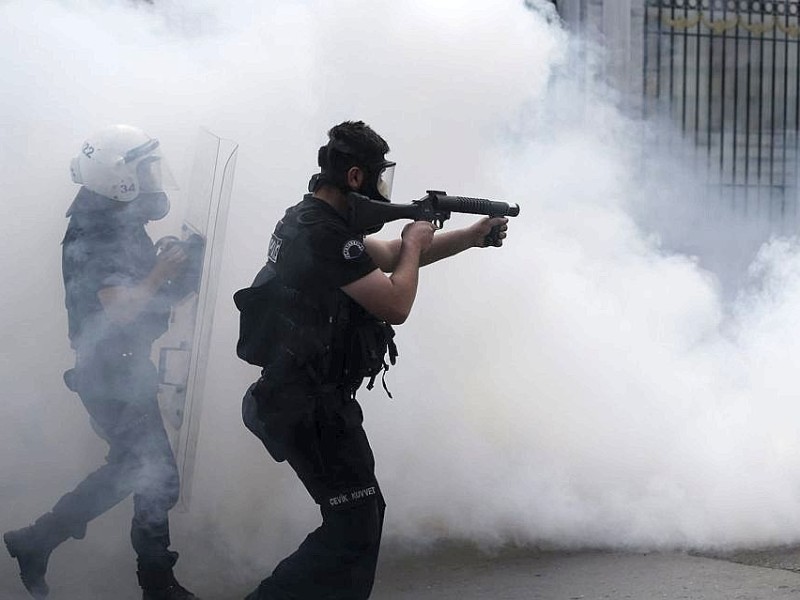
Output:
left=131, top=192, right=170, bottom=221
left=362, top=161, right=395, bottom=204
left=309, top=140, right=396, bottom=203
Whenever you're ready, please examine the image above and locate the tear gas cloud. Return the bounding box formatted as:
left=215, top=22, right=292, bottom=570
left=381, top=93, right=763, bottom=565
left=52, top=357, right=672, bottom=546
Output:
left=3, top=0, right=800, bottom=597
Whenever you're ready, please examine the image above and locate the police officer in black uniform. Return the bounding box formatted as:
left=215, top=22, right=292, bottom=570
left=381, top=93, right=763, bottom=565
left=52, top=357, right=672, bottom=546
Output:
left=238, top=120, right=509, bottom=600
left=4, top=125, right=200, bottom=600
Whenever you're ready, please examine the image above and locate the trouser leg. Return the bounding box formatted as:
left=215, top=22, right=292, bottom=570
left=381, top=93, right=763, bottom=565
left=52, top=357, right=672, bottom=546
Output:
left=48, top=457, right=138, bottom=535
left=245, top=386, right=385, bottom=600
left=254, top=495, right=385, bottom=600
left=48, top=403, right=179, bottom=571
left=65, top=358, right=180, bottom=571
left=5, top=365, right=175, bottom=597
left=130, top=434, right=194, bottom=599
left=130, top=417, right=181, bottom=572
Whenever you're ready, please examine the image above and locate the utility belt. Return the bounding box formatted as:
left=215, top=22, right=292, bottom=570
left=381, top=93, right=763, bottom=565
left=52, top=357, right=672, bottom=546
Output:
left=65, top=339, right=157, bottom=399
left=73, top=332, right=153, bottom=362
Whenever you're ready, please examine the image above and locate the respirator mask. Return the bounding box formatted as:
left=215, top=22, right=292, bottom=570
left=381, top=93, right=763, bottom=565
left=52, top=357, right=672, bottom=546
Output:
left=309, top=140, right=396, bottom=202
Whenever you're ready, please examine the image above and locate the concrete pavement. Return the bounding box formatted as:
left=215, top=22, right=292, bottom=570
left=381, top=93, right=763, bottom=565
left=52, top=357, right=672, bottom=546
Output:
left=6, top=541, right=800, bottom=598
left=371, top=544, right=800, bottom=600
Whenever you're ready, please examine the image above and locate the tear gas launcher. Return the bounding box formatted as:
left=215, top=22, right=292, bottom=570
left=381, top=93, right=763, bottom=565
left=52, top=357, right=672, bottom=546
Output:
left=348, top=190, right=520, bottom=246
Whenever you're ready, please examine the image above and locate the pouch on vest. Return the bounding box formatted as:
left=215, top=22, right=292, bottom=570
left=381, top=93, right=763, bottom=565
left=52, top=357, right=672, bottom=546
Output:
left=234, top=264, right=329, bottom=372
left=343, top=317, right=398, bottom=396
left=233, top=264, right=285, bottom=367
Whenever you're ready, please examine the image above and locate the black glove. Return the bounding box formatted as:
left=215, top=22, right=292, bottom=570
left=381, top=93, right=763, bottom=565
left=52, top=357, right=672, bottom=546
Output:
left=160, top=233, right=206, bottom=302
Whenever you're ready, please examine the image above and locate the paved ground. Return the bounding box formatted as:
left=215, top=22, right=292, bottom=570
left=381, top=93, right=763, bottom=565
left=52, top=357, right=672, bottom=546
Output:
left=6, top=542, right=800, bottom=599
left=371, top=544, right=800, bottom=600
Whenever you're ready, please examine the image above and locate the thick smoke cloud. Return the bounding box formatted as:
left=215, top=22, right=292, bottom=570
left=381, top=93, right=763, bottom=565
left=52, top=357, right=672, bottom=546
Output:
left=3, top=0, right=800, bottom=597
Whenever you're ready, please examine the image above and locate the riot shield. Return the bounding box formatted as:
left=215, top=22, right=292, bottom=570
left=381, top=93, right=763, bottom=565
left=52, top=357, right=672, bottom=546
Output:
left=155, top=128, right=239, bottom=510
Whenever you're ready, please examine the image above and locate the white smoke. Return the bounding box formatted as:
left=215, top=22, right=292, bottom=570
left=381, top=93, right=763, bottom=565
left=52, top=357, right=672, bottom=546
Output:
left=3, top=0, right=800, bottom=598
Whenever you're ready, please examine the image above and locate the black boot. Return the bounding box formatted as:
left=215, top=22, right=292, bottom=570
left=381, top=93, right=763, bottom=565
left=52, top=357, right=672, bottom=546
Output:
left=3, top=513, right=75, bottom=599
left=138, top=568, right=200, bottom=600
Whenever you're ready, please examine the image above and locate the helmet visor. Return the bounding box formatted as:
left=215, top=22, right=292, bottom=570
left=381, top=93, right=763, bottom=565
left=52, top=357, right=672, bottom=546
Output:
left=137, top=156, right=178, bottom=193
left=376, top=163, right=395, bottom=202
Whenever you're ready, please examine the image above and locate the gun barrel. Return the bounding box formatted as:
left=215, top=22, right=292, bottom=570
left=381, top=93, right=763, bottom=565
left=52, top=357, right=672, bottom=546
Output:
left=433, top=194, right=520, bottom=218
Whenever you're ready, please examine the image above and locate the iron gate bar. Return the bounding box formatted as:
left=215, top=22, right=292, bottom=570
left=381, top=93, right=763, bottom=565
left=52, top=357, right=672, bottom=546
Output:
left=796, top=0, right=800, bottom=221
left=732, top=0, right=740, bottom=203
left=782, top=0, right=791, bottom=215
left=757, top=6, right=764, bottom=209
left=683, top=0, right=690, bottom=132
left=784, top=0, right=794, bottom=221
left=644, top=1, right=649, bottom=120
left=707, top=0, right=714, bottom=176
left=658, top=2, right=663, bottom=102
left=796, top=0, right=800, bottom=133
left=745, top=4, right=753, bottom=213
left=670, top=1, right=676, bottom=124
left=720, top=0, right=727, bottom=183
left=695, top=3, right=702, bottom=150
left=770, top=4, right=777, bottom=210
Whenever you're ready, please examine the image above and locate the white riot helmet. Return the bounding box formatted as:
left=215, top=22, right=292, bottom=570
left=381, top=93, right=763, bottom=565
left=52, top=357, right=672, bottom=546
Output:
left=70, top=124, right=177, bottom=203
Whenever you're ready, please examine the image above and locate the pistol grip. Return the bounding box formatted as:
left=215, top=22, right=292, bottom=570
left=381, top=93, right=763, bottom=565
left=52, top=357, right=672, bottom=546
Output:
left=484, top=224, right=503, bottom=247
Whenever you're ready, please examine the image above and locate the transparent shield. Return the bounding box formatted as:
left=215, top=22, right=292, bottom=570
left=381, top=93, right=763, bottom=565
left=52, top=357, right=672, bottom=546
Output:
left=153, top=128, right=239, bottom=510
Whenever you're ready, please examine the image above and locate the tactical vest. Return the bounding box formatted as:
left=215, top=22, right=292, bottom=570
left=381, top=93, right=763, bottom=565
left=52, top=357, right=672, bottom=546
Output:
left=234, top=201, right=397, bottom=395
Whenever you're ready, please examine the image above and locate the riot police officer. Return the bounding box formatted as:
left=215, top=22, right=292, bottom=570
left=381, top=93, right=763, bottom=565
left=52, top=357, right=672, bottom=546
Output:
left=4, top=125, right=200, bottom=600
left=238, top=120, right=509, bottom=599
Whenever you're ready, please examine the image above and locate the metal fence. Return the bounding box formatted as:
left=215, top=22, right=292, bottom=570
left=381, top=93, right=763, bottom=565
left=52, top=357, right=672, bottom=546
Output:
left=643, top=0, right=800, bottom=223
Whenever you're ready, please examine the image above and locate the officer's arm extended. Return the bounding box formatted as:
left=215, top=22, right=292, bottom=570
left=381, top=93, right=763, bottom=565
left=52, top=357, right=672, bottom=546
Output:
left=97, top=244, right=188, bottom=324
left=364, top=216, right=508, bottom=273
left=342, top=221, right=434, bottom=325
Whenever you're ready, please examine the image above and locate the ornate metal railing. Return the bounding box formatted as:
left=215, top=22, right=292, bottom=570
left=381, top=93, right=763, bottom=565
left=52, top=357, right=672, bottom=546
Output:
left=644, top=0, right=800, bottom=221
